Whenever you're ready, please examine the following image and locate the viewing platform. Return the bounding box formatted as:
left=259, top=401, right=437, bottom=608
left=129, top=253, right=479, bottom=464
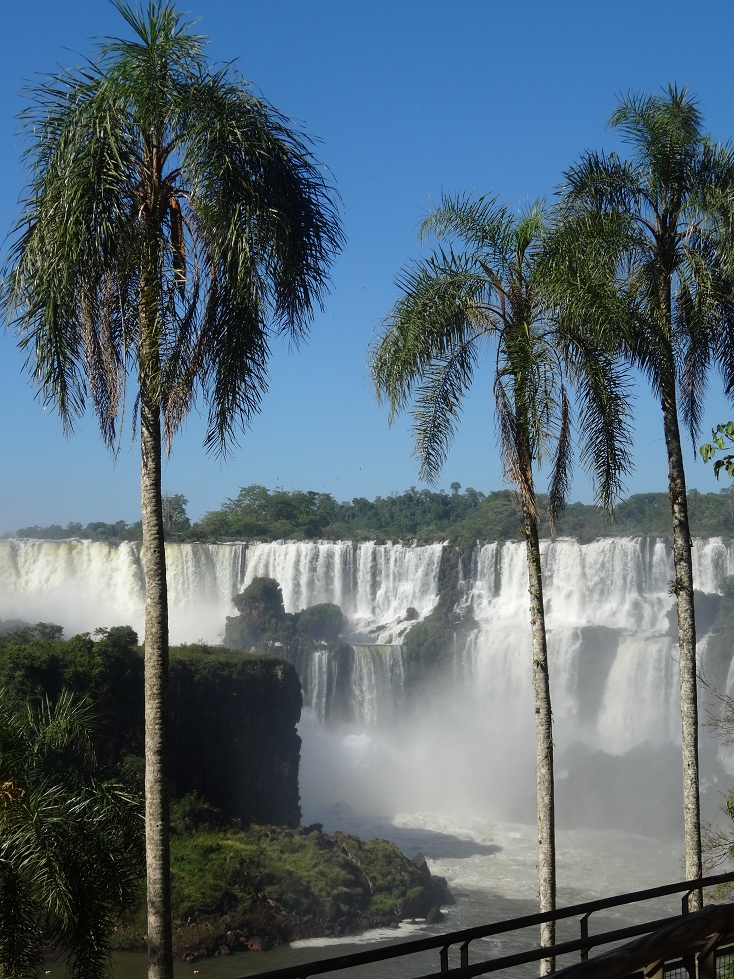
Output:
left=243, top=872, right=734, bottom=979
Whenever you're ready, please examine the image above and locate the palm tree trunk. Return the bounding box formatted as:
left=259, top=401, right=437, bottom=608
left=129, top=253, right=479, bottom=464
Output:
left=661, top=381, right=702, bottom=909
left=140, top=132, right=174, bottom=979
left=523, top=499, right=556, bottom=973
left=140, top=381, right=173, bottom=979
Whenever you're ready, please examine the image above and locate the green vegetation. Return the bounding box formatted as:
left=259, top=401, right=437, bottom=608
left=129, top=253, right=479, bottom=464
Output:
left=196, top=485, right=734, bottom=543
left=11, top=484, right=734, bottom=547
left=225, top=576, right=346, bottom=652
left=298, top=603, right=347, bottom=642
left=5, top=520, right=140, bottom=543
left=702, top=423, right=734, bottom=481
left=0, top=689, right=143, bottom=979
left=115, top=820, right=451, bottom=960
left=0, top=626, right=302, bottom=827
left=167, top=644, right=301, bottom=828
left=4, top=495, right=186, bottom=542
left=3, top=0, right=344, bottom=969
left=0, top=624, right=145, bottom=764
left=548, top=85, right=734, bottom=894
left=0, top=624, right=454, bottom=963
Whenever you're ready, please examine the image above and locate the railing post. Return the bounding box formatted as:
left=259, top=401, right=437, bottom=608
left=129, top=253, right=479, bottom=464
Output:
left=440, top=944, right=449, bottom=972
left=697, top=930, right=723, bottom=979
left=644, top=958, right=664, bottom=979
left=682, top=890, right=691, bottom=915
left=460, top=941, right=470, bottom=969
left=580, top=912, right=591, bottom=962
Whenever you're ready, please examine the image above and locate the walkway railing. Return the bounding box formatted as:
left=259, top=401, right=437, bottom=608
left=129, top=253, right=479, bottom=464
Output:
left=241, top=871, right=734, bottom=979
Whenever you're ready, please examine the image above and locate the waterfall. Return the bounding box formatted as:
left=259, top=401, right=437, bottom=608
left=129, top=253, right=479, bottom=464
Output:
left=463, top=537, right=702, bottom=757
left=242, top=540, right=444, bottom=639
left=3, top=534, right=734, bottom=826
left=0, top=538, right=443, bottom=644
left=297, top=643, right=404, bottom=724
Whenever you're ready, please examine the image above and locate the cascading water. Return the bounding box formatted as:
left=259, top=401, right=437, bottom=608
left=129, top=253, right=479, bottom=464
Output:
left=2, top=533, right=734, bottom=938
left=295, top=643, right=405, bottom=724
left=243, top=539, right=444, bottom=639
left=3, top=533, right=731, bottom=815
left=0, top=538, right=443, bottom=644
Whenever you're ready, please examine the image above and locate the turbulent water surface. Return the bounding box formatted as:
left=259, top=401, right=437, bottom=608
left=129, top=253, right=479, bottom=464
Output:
left=5, top=536, right=734, bottom=977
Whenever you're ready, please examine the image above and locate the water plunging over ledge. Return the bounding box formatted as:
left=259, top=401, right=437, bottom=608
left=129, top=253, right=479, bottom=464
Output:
left=2, top=536, right=733, bottom=836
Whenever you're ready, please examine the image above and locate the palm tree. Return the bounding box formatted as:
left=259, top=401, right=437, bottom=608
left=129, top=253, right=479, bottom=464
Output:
left=1, top=4, right=343, bottom=977
left=370, top=194, right=631, bottom=971
left=0, top=689, right=143, bottom=979
left=546, top=86, right=734, bottom=905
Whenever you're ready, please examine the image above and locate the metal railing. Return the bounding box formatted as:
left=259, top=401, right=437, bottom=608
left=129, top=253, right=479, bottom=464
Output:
left=239, top=871, right=734, bottom=979
left=552, top=901, right=734, bottom=979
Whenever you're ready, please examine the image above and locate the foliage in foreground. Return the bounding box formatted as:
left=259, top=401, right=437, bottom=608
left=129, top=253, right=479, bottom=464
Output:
left=702, top=423, right=734, bottom=481
left=0, top=690, right=143, bottom=979
left=4, top=0, right=345, bottom=969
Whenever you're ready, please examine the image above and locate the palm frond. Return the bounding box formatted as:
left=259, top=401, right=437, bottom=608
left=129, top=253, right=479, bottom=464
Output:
left=0, top=688, right=143, bottom=979
left=561, top=150, right=651, bottom=222
left=0, top=859, right=43, bottom=979
left=550, top=84, right=734, bottom=494
left=420, top=192, right=510, bottom=257
left=547, top=386, right=573, bottom=537
left=370, top=252, right=491, bottom=422
left=566, top=339, right=634, bottom=512
left=411, top=339, right=479, bottom=483
left=3, top=11, right=343, bottom=458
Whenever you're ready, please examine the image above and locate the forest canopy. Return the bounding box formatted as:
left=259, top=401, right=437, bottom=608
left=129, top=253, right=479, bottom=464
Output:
left=6, top=483, right=734, bottom=546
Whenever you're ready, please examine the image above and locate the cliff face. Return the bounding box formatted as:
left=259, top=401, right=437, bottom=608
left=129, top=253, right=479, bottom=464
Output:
left=0, top=627, right=302, bottom=827
left=168, top=650, right=302, bottom=827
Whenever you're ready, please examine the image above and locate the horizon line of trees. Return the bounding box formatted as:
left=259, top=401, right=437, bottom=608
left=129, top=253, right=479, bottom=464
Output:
left=8, top=482, right=734, bottom=546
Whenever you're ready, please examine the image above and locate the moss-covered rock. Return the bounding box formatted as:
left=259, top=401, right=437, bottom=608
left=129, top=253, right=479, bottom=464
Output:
left=402, top=546, right=474, bottom=691
left=168, top=646, right=302, bottom=827
left=225, top=577, right=346, bottom=651
left=297, top=603, right=347, bottom=642
left=113, top=824, right=453, bottom=959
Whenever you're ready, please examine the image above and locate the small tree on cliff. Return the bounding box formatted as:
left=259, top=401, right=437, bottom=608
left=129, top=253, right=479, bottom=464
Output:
left=1, top=4, right=342, bottom=977
left=545, top=86, right=734, bottom=903
left=370, top=193, right=631, bottom=972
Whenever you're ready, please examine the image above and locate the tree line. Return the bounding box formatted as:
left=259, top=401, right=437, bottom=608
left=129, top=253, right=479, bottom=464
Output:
left=12, top=483, right=734, bottom=546
left=2, top=2, right=734, bottom=977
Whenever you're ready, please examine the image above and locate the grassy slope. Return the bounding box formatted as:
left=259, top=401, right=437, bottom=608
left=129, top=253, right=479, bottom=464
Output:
left=114, top=825, right=450, bottom=959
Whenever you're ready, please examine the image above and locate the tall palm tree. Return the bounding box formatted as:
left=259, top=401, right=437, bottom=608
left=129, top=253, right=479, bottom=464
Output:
left=0, top=690, right=143, bottom=979
left=1, top=4, right=343, bottom=977
left=370, top=194, right=631, bottom=971
left=546, top=86, right=734, bottom=904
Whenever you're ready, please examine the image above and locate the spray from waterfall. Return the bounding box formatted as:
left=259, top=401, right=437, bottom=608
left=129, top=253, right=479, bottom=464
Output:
left=1, top=535, right=732, bottom=835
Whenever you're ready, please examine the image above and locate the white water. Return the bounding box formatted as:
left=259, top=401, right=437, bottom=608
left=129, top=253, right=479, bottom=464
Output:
left=4, top=533, right=734, bottom=953
left=2, top=536, right=732, bottom=774
left=0, top=538, right=443, bottom=643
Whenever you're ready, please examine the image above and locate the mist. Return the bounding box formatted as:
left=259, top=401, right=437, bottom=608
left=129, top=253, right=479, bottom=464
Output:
left=2, top=534, right=732, bottom=850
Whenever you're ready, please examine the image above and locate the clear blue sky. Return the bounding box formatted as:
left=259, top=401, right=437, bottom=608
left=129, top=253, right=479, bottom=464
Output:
left=1, top=0, right=733, bottom=531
